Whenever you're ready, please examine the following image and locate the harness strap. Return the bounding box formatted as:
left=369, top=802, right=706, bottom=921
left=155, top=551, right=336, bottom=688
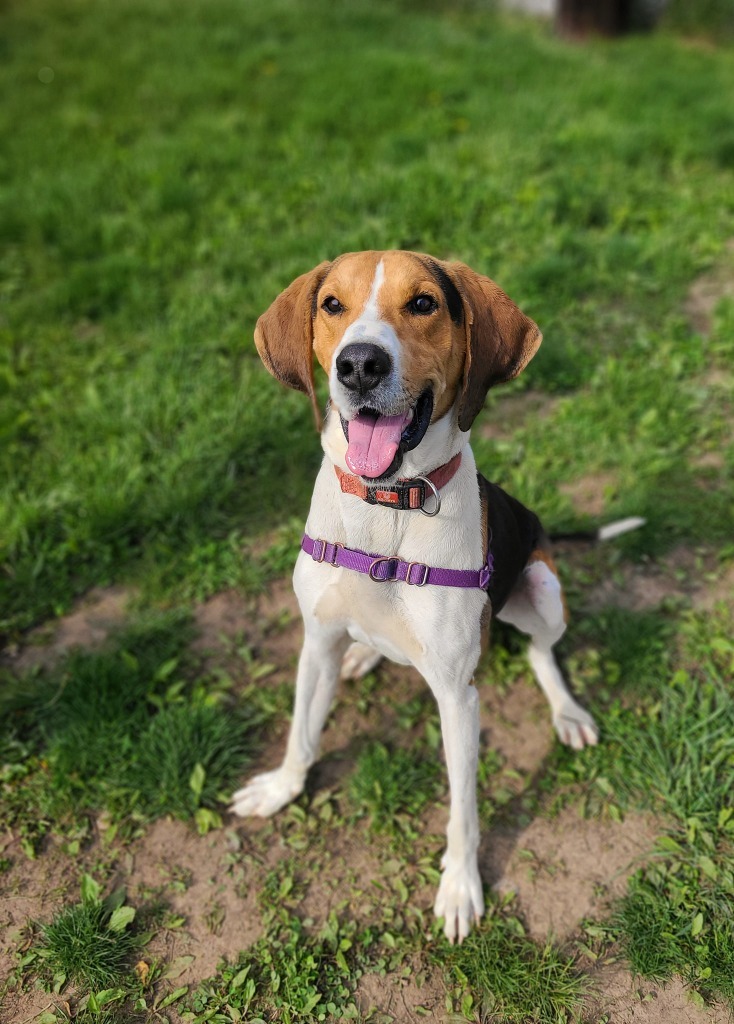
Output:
left=301, top=533, right=493, bottom=590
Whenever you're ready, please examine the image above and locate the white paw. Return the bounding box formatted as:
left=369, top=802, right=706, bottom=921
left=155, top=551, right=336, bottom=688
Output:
left=340, top=642, right=383, bottom=680
left=230, top=766, right=305, bottom=818
left=433, top=859, right=485, bottom=944
left=553, top=702, right=599, bottom=750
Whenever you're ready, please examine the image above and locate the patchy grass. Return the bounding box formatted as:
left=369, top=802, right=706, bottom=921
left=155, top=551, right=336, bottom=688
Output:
left=0, top=613, right=271, bottom=847
left=187, top=912, right=375, bottom=1023
left=1, top=0, right=734, bottom=1021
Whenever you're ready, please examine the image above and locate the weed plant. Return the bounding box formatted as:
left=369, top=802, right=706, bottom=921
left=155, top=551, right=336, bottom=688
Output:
left=348, top=741, right=442, bottom=832
left=34, top=876, right=138, bottom=990
left=188, top=912, right=374, bottom=1023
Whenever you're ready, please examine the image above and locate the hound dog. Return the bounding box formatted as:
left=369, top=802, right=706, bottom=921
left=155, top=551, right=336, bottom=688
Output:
left=232, top=250, right=629, bottom=943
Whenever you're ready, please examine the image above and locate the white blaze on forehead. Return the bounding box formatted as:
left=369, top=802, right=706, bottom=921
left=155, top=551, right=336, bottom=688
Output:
left=333, top=258, right=399, bottom=358
left=361, top=258, right=385, bottom=322
left=328, top=256, right=403, bottom=421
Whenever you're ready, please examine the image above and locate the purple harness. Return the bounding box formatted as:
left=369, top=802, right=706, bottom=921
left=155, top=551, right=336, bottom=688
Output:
left=301, top=534, right=493, bottom=590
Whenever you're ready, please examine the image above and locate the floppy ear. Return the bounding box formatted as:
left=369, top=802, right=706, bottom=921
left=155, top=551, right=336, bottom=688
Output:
left=446, top=261, right=542, bottom=432
left=254, top=261, right=332, bottom=428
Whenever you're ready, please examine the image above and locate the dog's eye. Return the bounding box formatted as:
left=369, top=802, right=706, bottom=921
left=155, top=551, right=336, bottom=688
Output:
left=322, top=296, right=344, bottom=315
left=408, top=294, right=438, bottom=315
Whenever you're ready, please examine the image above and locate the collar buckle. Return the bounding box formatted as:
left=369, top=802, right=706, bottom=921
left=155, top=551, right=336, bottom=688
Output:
left=368, top=480, right=426, bottom=512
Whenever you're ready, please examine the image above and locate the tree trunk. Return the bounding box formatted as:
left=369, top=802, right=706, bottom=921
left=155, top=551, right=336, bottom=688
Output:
left=557, top=0, right=632, bottom=37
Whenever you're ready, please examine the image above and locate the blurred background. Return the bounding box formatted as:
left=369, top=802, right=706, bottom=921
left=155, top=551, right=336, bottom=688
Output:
left=2, top=0, right=732, bottom=636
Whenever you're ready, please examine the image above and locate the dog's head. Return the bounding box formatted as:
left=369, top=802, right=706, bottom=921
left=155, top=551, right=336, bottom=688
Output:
left=255, top=250, right=541, bottom=479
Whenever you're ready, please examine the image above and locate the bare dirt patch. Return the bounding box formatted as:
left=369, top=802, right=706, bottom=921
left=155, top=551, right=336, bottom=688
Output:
left=480, top=674, right=555, bottom=775
left=356, top=958, right=447, bottom=1023
left=192, top=590, right=255, bottom=655
left=193, top=581, right=302, bottom=687
left=480, top=389, right=561, bottom=441
left=0, top=836, right=80, bottom=1024
left=583, top=544, right=731, bottom=614
left=684, top=240, right=734, bottom=336
left=487, top=808, right=656, bottom=941
left=589, top=963, right=731, bottom=1024
left=1, top=586, right=132, bottom=674
left=560, top=471, right=621, bottom=519
left=128, top=817, right=263, bottom=988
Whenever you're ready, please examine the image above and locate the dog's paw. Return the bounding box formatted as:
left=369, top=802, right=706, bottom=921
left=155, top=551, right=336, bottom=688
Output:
left=340, top=642, right=383, bottom=680
left=434, top=860, right=485, bottom=944
left=553, top=703, right=599, bottom=750
left=230, top=767, right=305, bottom=818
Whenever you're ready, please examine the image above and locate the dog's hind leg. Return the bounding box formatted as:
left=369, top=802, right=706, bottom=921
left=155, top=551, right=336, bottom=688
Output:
left=230, top=624, right=349, bottom=818
left=496, top=553, right=598, bottom=750
left=340, top=642, right=383, bottom=680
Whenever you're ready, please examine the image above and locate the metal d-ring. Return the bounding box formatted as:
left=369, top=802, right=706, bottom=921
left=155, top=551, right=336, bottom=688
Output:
left=416, top=476, right=441, bottom=517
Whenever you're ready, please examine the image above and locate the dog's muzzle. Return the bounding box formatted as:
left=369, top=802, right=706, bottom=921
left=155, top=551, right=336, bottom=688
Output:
left=339, top=388, right=434, bottom=481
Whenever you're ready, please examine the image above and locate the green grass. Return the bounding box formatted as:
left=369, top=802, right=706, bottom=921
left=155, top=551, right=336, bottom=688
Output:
left=0, top=613, right=269, bottom=844
left=443, top=902, right=586, bottom=1023
left=2, top=0, right=734, bottom=633
left=2, top=0, right=734, bottom=1020
left=348, top=741, right=443, bottom=833
left=33, top=875, right=139, bottom=991
left=187, top=912, right=374, bottom=1023
left=663, top=0, right=734, bottom=39
left=548, top=606, right=734, bottom=1006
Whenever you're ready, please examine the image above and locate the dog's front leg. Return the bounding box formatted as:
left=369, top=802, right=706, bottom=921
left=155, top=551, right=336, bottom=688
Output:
left=428, top=672, right=485, bottom=943
left=231, top=624, right=348, bottom=818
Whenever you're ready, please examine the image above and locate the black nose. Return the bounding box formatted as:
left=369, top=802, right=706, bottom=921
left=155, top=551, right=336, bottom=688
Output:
left=335, top=343, right=392, bottom=394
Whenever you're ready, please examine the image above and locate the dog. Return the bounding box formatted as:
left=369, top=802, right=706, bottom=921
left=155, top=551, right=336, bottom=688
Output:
left=231, top=250, right=638, bottom=942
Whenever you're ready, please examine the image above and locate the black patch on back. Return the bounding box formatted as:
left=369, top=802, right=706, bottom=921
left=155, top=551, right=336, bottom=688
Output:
left=477, top=475, right=545, bottom=615
left=420, top=257, right=464, bottom=326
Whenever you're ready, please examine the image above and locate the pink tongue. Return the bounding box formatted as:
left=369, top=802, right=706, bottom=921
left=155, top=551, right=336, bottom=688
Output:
left=346, top=410, right=411, bottom=478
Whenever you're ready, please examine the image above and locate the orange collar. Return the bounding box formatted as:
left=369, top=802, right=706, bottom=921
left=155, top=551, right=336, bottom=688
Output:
left=334, top=452, right=462, bottom=516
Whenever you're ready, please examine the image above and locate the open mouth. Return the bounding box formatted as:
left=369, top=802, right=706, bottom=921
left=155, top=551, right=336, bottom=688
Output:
left=339, top=388, right=434, bottom=480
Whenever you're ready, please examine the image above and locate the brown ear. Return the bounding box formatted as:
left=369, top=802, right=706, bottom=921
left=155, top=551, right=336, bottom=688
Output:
left=446, top=261, right=542, bottom=432
left=254, top=261, right=332, bottom=428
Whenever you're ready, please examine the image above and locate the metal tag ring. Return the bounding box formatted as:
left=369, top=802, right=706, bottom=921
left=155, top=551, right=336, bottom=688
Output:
left=416, top=476, right=441, bottom=517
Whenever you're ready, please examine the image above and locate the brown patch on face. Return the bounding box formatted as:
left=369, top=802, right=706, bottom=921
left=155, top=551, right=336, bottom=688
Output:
left=378, top=252, right=466, bottom=418
left=311, top=251, right=383, bottom=375
left=528, top=547, right=569, bottom=624
left=312, top=251, right=466, bottom=420
left=257, top=250, right=540, bottom=435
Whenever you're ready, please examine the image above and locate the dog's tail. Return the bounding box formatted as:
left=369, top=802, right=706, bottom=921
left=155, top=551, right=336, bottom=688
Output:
left=551, top=516, right=646, bottom=544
